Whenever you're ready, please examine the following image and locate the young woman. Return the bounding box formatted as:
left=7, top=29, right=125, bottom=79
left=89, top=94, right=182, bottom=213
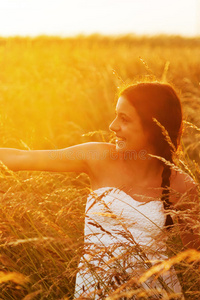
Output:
left=0, top=82, right=199, bottom=298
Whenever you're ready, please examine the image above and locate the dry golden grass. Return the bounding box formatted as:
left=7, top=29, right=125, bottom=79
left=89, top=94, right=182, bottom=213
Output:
left=0, top=34, right=199, bottom=299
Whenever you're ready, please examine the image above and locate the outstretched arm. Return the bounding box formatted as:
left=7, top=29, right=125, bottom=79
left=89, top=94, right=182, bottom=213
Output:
left=0, top=142, right=106, bottom=174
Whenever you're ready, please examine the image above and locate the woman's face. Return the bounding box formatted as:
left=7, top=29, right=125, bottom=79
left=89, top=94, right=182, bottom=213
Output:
left=109, top=96, right=150, bottom=153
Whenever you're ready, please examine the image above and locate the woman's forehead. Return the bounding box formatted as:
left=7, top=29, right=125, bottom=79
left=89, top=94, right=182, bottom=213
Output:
left=116, top=96, right=138, bottom=117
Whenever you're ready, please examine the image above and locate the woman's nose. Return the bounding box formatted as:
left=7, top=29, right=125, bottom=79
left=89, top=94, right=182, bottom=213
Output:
left=109, top=118, right=120, bottom=133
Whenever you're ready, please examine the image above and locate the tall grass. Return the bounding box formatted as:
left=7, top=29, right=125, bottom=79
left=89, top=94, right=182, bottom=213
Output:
left=0, top=34, right=199, bottom=299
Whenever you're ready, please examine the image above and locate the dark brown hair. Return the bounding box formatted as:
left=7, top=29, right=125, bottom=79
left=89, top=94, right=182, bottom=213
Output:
left=120, top=82, right=183, bottom=228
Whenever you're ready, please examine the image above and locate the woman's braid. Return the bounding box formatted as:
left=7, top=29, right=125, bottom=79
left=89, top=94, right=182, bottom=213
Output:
left=161, top=157, right=173, bottom=228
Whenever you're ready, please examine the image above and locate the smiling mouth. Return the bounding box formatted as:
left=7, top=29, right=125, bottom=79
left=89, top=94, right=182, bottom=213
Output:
left=115, top=137, right=126, bottom=142
left=115, top=137, right=126, bottom=149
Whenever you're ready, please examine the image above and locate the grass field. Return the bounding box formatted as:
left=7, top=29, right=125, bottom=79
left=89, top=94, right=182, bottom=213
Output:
left=0, top=34, right=199, bottom=299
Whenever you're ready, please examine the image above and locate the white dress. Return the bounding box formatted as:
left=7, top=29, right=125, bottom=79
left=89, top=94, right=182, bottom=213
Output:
left=74, top=187, right=183, bottom=299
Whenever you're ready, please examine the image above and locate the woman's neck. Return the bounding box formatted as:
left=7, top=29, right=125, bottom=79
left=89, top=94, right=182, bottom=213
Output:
left=118, top=150, right=164, bottom=184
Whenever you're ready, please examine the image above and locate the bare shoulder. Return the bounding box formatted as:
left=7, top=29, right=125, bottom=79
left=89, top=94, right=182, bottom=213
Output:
left=79, top=142, right=115, bottom=156
left=170, top=169, right=199, bottom=204
left=63, top=141, right=115, bottom=155
left=80, top=142, right=116, bottom=175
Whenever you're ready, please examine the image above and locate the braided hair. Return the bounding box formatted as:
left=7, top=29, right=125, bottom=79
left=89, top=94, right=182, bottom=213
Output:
left=120, top=82, right=182, bottom=228
left=161, top=161, right=173, bottom=228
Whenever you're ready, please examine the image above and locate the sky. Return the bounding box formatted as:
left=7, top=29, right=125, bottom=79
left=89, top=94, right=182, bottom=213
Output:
left=0, top=0, right=199, bottom=37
